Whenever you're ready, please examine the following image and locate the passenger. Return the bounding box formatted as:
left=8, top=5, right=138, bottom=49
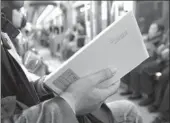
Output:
left=145, top=22, right=165, bottom=47
left=124, top=45, right=169, bottom=105
left=152, top=84, right=169, bottom=123
left=121, top=25, right=167, bottom=104
left=120, top=23, right=165, bottom=99
left=138, top=29, right=169, bottom=106
left=49, top=26, right=60, bottom=57
left=61, top=30, right=76, bottom=60
left=149, top=67, right=169, bottom=113
left=149, top=31, right=169, bottom=111
left=120, top=72, right=132, bottom=96
left=1, top=1, right=143, bottom=123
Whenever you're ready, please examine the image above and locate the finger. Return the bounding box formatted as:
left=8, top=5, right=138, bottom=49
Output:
left=87, top=68, right=117, bottom=85
left=102, top=80, right=120, bottom=99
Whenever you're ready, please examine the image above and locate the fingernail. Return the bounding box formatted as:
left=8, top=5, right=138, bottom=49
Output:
left=110, top=67, right=117, bottom=75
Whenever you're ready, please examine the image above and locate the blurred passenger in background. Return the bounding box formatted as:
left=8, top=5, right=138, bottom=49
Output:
left=121, top=25, right=168, bottom=107
left=1, top=6, right=27, bottom=58
left=144, top=22, right=165, bottom=48
left=148, top=30, right=169, bottom=123
left=151, top=49, right=169, bottom=123
left=61, top=28, right=77, bottom=60
left=19, top=28, right=35, bottom=58
left=49, top=26, right=59, bottom=57
left=138, top=44, right=169, bottom=105
left=2, top=2, right=50, bottom=77
left=40, top=28, right=50, bottom=47
left=138, top=17, right=146, bottom=34
left=77, top=22, right=86, bottom=49
left=138, top=28, right=169, bottom=104
left=57, top=26, right=64, bottom=52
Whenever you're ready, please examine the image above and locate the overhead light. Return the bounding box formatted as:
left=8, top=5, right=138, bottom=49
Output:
left=36, top=5, right=54, bottom=25
left=44, top=7, right=62, bottom=23
left=55, top=1, right=62, bottom=3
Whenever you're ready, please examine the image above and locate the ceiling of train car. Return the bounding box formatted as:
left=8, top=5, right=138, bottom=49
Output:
left=24, top=1, right=68, bottom=25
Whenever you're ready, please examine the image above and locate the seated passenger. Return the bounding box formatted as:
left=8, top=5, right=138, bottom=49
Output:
left=149, top=66, right=169, bottom=113
left=61, top=30, right=77, bottom=60
left=144, top=22, right=165, bottom=48
left=152, top=84, right=169, bottom=123
left=138, top=47, right=169, bottom=106
left=120, top=24, right=165, bottom=99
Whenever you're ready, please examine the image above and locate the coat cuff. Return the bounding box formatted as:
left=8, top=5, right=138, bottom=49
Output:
left=53, top=97, right=79, bottom=123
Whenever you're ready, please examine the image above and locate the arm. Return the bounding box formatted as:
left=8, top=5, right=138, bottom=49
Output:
left=143, top=34, right=148, bottom=42
left=32, top=76, right=51, bottom=98
left=156, top=44, right=166, bottom=55
left=2, top=97, right=78, bottom=123
left=159, top=67, right=169, bottom=83
left=150, top=38, right=160, bottom=44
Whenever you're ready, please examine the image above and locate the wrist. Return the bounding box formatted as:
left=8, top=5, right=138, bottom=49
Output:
left=60, top=92, right=76, bottom=114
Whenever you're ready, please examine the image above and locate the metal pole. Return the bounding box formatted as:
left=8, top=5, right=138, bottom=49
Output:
left=96, top=1, right=102, bottom=34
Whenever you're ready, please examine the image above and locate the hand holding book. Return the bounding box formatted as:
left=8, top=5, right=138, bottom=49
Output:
left=61, top=67, right=119, bottom=115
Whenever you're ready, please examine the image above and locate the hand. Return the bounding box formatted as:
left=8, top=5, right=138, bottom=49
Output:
left=61, top=68, right=119, bottom=115
left=156, top=44, right=165, bottom=55
left=161, top=48, right=169, bottom=61
left=154, top=72, right=162, bottom=81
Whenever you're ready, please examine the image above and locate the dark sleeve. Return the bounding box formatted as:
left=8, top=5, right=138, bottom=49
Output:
left=159, top=67, right=169, bottom=83
left=142, top=60, right=161, bottom=75
left=2, top=97, right=78, bottom=123
left=32, top=76, right=55, bottom=101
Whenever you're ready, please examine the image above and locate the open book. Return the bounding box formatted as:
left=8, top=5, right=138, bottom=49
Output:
left=44, top=11, right=149, bottom=94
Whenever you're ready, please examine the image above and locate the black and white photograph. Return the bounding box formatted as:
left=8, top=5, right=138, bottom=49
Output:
left=1, top=1, right=169, bottom=123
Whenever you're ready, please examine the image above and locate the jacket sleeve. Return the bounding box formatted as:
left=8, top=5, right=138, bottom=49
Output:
left=2, top=97, right=79, bottom=123
left=32, top=76, right=49, bottom=97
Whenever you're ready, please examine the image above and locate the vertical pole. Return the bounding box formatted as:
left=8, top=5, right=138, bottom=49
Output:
left=133, top=1, right=137, bottom=17
left=84, top=3, right=91, bottom=41
left=96, top=1, right=102, bottom=34
left=90, top=1, right=93, bottom=40
left=91, top=1, right=95, bottom=38
left=107, top=1, right=111, bottom=26
left=93, top=1, right=102, bottom=35
left=66, top=2, right=73, bottom=29
left=162, top=1, right=169, bottom=31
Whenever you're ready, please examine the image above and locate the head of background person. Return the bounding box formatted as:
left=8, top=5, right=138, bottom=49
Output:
left=61, top=26, right=64, bottom=33
left=1, top=1, right=26, bottom=30
left=53, top=26, right=59, bottom=34
left=77, top=23, right=85, bottom=35
left=63, top=29, right=74, bottom=42
left=72, top=25, right=78, bottom=32
left=49, top=26, right=53, bottom=34
left=68, top=32, right=75, bottom=42
left=49, top=20, right=54, bottom=33
left=148, top=22, right=165, bottom=39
